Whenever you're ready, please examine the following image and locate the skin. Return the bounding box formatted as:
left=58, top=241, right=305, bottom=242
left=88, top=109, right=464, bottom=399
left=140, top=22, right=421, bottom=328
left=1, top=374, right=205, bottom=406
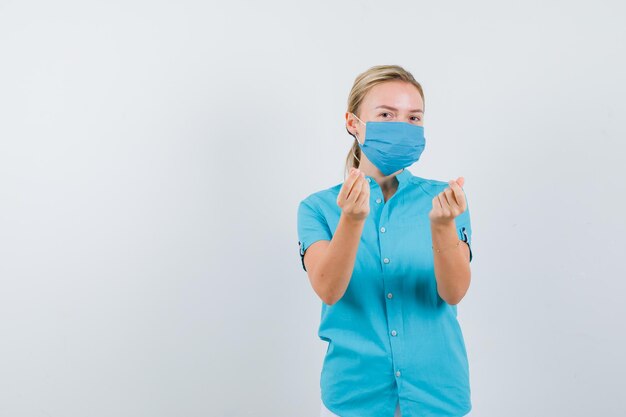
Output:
left=303, top=80, right=471, bottom=305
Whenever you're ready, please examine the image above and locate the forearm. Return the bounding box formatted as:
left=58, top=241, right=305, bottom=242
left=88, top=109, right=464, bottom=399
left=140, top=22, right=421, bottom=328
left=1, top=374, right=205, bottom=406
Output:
left=430, top=221, right=471, bottom=305
left=313, top=214, right=365, bottom=305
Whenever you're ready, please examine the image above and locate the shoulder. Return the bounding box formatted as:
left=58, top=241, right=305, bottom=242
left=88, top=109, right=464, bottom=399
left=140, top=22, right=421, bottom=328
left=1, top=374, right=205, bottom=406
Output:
left=297, top=183, right=342, bottom=227
left=299, top=181, right=343, bottom=208
left=407, top=175, right=452, bottom=197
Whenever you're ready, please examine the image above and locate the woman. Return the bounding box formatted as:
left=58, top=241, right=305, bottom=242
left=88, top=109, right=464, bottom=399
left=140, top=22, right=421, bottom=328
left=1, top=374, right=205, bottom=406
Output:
left=297, top=65, right=474, bottom=417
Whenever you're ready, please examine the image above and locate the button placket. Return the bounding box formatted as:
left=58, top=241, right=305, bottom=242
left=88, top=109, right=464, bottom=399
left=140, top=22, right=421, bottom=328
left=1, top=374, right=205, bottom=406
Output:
left=378, top=205, right=403, bottom=380
left=379, top=205, right=391, bottom=268
left=376, top=175, right=414, bottom=386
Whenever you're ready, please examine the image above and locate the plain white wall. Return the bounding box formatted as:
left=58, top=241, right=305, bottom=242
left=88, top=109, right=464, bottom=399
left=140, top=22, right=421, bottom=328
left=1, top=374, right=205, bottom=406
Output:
left=1, top=0, right=625, bottom=416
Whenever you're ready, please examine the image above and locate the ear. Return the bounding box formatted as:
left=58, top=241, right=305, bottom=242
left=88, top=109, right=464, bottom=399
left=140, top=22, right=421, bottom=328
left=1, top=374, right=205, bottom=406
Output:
left=345, top=112, right=359, bottom=135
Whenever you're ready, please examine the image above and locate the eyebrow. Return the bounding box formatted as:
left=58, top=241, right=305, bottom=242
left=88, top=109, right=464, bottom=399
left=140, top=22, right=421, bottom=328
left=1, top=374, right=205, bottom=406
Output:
left=375, top=105, right=423, bottom=113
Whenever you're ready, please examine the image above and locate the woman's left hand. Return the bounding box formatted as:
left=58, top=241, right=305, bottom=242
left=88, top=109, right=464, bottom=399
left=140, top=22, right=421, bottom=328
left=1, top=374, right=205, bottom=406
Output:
left=429, top=177, right=467, bottom=226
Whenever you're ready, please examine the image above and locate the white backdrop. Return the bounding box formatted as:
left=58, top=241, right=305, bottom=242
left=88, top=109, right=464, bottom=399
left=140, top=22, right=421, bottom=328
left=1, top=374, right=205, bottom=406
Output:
left=1, top=0, right=625, bottom=416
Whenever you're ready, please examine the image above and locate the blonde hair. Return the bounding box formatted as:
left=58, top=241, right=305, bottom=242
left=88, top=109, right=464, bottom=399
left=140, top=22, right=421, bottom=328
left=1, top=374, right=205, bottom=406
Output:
left=344, top=65, right=425, bottom=178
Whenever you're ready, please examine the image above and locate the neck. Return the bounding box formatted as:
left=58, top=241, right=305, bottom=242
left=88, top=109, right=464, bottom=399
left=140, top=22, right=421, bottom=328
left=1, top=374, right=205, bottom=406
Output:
left=359, top=161, right=402, bottom=192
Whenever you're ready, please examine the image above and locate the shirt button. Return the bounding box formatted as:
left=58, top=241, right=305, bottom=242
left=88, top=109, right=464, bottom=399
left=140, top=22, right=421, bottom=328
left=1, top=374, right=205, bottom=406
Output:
left=383, top=258, right=390, bottom=264
left=380, top=226, right=386, bottom=233
left=375, top=198, right=382, bottom=204
left=396, top=370, right=401, bottom=377
left=391, top=330, right=397, bottom=336
left=387, top=292, right=393, bottom=299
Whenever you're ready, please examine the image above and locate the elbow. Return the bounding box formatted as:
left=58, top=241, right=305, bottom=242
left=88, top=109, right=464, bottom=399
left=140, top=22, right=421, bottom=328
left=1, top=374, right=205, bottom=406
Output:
left=439, top=287, right=468, bottom=305
left=310, top=269, right=347, bottom=306
left=445, top=296, right=462, bottom=305
left=313, top=276, right=343, bottom=305
left=320, top=288, right=342, bottom=305
left=322, top=295, right=338, bottom=305
left=443, top=288, right=469, bottom=305
left=438, top=272, right=471, bottom=305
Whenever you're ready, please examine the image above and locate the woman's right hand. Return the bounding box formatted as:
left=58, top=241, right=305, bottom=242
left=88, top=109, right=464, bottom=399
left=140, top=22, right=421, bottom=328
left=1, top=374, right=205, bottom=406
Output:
left=336, top=167, right=370, bottom=221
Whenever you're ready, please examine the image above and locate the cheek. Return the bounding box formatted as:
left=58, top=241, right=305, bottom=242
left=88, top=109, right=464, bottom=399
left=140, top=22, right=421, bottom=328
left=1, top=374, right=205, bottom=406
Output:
left=356, top=126, right=367, bottom=142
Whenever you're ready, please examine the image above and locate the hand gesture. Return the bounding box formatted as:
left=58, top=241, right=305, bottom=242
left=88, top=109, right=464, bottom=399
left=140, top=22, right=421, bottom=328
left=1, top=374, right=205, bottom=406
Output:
left=336, top=167, right=370, bottom=222
left=429, top=177, right=467, bottom=226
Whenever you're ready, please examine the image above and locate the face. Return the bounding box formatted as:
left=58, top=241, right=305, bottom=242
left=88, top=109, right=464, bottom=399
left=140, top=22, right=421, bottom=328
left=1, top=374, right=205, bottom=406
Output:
left=345, top=80, right=425, bottom=144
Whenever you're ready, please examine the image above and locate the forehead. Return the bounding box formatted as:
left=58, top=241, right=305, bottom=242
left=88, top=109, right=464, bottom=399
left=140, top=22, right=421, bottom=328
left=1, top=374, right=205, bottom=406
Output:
left=363, top=80, right=423, bottom=111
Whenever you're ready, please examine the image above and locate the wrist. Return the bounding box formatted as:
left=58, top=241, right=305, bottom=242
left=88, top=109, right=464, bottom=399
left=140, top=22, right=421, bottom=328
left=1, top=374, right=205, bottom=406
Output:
left=430, top=219, right=455, bottom=232
left=340, top=212, right=366, bottom=227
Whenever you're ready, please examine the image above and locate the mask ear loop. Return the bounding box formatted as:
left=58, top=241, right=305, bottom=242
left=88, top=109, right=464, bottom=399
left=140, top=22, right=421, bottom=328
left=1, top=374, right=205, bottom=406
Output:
left=351, top=141, right=361, bottom=164
left=350, top=113, right=364, bottom=163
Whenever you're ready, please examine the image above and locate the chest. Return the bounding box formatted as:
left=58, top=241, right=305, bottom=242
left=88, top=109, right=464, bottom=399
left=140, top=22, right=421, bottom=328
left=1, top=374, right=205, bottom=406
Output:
left=327, top=189, right=436, bottom=275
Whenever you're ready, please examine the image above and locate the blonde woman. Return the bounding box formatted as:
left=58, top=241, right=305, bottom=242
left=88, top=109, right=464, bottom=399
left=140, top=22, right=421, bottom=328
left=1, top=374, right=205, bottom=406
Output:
left=297, top=65, right=474, bottom=417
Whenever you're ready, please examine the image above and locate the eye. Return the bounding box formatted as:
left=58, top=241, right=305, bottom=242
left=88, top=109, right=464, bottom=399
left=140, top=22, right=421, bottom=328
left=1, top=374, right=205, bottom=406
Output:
left=410, top=116, right=422, bottom=122
left=379, top=112, right=393, bottom=119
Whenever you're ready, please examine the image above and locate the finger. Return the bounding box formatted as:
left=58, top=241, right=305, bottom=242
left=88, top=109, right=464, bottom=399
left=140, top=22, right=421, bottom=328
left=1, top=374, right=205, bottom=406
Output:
left=448, top=181, right=465, bottom=210
left=355, top=185, right=368, bottom=207
left=347, top=176, right=364, bottom=203
left=337, top=170, right=353, bottom=201
left=338, top=169, right=360, bottom=201
left=356, top=179, right=370, bottom=207
left=443, top=187, right=460, bottom=212
left=437, top=193, right=451, bottom=216
left=432, top=194, right=442, bottom=212
left=346, top=171, right=364, bottom=200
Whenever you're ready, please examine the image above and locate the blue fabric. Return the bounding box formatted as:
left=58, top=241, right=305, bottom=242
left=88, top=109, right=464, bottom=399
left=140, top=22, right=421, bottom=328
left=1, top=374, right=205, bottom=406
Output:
left=297, top=168, right=473, bottom=417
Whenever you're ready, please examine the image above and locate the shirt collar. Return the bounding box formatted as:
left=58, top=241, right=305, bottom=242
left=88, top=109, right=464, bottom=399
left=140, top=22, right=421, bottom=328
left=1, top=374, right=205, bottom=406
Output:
left=396, top=167, right=413, bottom=188
left=365, top=168, right=414, bottom=190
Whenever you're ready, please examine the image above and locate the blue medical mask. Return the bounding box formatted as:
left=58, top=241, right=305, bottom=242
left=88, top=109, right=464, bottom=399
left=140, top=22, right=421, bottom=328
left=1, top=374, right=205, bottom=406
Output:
left=352, top=113, right=426, bottom=176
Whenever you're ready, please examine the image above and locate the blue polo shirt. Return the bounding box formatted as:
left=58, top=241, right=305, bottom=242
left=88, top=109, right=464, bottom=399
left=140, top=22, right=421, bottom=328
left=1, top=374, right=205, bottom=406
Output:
left=296, top=168, right=473, bottom=417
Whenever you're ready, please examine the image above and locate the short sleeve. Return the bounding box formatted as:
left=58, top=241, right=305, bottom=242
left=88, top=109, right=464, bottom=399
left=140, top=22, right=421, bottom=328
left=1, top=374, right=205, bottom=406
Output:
left=297, top=198, right=333, bottom=272
left=454, top=189, right=473, bottom=263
